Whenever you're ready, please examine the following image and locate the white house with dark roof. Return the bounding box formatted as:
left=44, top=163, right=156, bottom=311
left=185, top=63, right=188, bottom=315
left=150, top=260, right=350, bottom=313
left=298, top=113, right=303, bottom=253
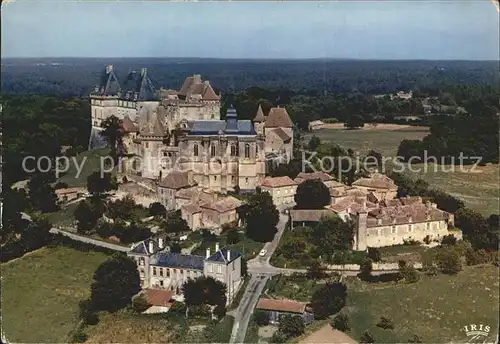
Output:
left=260, top=176, right=297, bottom=206
left=128, top=239, right=242, bottom=305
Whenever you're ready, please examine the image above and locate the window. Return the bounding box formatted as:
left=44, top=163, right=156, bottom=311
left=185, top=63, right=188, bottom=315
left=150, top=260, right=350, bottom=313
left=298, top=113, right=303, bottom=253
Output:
left=159, top=280, right=164, bottom=287
left=214, top=176, right=217, bottom=181
left=244, top=144, right=250, bottom=158
left=408, top=224, right=413, bottom=232
left=231, top=176, right=236, bottom=183
left=391, top=226, right=396, bottom=234
left=145, top=142, right=149, bottom=148
left=194, top=144, right=199, bottom=156
left=230, top=144, right=237, bottom=157
left=211, top=114, right=215, bottom=119
left=153, top=267, right=157, bottom=276
left=426, top=223, right=430, bottom=231
left=208, top=265, right=213, bottom=273
left=256, top=145, right=259, bottom=154
left=167, top=269, right=170, bottom=277
left=139, top=258, right=145, bottom=266
left=159, top=268, right=163, bottom=277
left=180, top=270, right=184, bottom=275
left=245, top=177, right=249, bottom=184
left=211, top=144, right=216, bottom=157
left=232, top=262, right=235, bottom=271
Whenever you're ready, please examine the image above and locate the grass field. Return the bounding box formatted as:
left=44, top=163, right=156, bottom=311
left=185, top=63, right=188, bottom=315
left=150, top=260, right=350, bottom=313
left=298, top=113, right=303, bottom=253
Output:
left=344, top=265, right=499, bottom=343
left=305, top=127, right=499, bottom=216
left=1, top=246, right=109, bottom=343
left=57, top=147, right=112, bottom=187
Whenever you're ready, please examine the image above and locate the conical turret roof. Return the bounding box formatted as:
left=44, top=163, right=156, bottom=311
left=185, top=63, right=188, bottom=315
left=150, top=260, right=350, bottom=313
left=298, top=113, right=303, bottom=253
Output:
left=253, top=105, right=265, bottom=122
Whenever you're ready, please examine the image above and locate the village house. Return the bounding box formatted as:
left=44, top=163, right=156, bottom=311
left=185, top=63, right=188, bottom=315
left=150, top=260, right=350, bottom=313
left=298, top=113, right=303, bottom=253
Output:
left=128, top=240, right=242, bottom=305
left=255, top=298, right=314, bottom=325
left=308, top=120, right=325, bottom=131
left=294, top=171, right=340, bottom=189
left=351, top=172, right=398, bottom=202
left=289, top=209, right=333, bottom=228
left=157, top=170, right=198, bottom=211
left=329, top=186, right=368, bottom=205
left=260, top=176, right=297, bottom=206
left=55, top=187, right=87, bottom=203
left=141, top=289, right=174, bottom=314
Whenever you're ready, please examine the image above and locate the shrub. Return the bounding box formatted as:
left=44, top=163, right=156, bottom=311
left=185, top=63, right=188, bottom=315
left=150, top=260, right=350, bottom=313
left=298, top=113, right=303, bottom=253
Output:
left=376, top=316, right=394, bottom=330
left=367, top=247, right=381, bottom=262
left=360, top=331, right=375, bottom=343
left=466, top=248, right=491, bottom=266
left=254, top=309, right=269, bottom=326
left=78, top=299, right=99, bottom=325
left=403, top=239, right=421, bottom=245
left=441, top=234, right=457, bottom=246
left=132, top=294, right=152, bottom=313
left=270, top=331, right=288, bottom=343
left=435, top=246, right=462, bottom=274
left=70, top=330, right=88, bottom=343
left=331, top=313, right=350, bottom=332
left=170, top=301, right=186, bottom=314
left=423, top=235, right=431, bottom=244
left=359, top=258, right=373, bottom=279
left=408, top=334, right=423, bottom=343
left=190, top=304, right=211, bottom=317
left=400, top=265, right=420, bottom=283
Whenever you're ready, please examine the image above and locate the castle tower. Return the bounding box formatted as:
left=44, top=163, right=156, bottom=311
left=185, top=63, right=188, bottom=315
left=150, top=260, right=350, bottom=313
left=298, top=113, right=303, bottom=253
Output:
left=252, top=105, right=265, bottom=135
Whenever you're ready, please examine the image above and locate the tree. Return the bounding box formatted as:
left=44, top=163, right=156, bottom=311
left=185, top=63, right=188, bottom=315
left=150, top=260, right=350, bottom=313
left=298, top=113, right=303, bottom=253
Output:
left=100, top=115, right=124, bottom=162
left=254, top=309, right=269, bottom=326
left=240, top=190, right=279, bottom=242
left=149, top=202, right=166, bottom=217
left=399, top=263, right=420, bottom=283
left=226, top=229, right=241, bottom=244
left=74, top=200, right=103, bottom=233
left=106, top=195, right=137, bottom=221
left=435, top=246, right=462, bottom=274
left=90, top=254, right=141, bottom=312
left=307, top=259, right=327, bottom=280
left=376, top=316, right=394, bottom=329
left=279, top=315, right=305, bottom=338
left=87, top=171, right=117, bottom=198
left=308, top=135, right=321, bottom=151
left=21, top=216, right=52, bottom=251
left=294, top=179, right=330, bottom=209
left=27, top=173, right=59, bottom=213
left=441, top=234, right=457, bottom=246
left=359, top=258, right=373, bottom=279
left=78, top=299, right=99, bottom=325
left=162, top=210, right=190, bottom=233
left=331, top=313, right=350, bottom=332
left=367, top=247, right=381, bottom=262
left=1, top=188, right=28, bottom=241
left=182, top=276, right=227, bottom=317
left=310, top=282, right=347, bottom=319
left=132, top=294, right=152, bottom=313
left=360, top=331, right=375, bottom=343
left=367, top=149, right=382, bottom=168
left=170, top=242, right=182, bottom=254
left=312, top=216, right=355, bottom=259
left=344, top=115, right=365, bottom=129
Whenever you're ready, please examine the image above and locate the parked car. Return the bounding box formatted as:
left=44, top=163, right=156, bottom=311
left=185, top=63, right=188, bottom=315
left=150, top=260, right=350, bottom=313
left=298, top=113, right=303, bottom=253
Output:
left=259, top=249, right=267, bottom=257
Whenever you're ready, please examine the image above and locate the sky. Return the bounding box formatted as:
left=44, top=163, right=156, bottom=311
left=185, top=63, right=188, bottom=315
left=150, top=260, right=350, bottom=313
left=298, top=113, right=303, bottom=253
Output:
left=1, top=0, right=499, bottom=60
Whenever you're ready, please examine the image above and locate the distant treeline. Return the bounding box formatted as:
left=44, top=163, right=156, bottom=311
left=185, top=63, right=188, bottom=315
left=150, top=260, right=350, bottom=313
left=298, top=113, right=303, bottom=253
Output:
left=2, top=58, right=498, bottom=96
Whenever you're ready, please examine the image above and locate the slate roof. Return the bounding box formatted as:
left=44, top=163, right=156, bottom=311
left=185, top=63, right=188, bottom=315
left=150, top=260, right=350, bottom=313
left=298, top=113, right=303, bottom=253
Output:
left=206, top=246, right=241, bottom=264
left=93, top=65, right=121, bottom=96
left=188, top=120, right=255, bottom=135
left=129, top=238, right=160, bottom=255
left=256, top=298, right=307, bottom=314
left=122, top=68, right=157, bottom=101
left=265, top=107, right=293, bottom=128
left=261, top=176, right=297, bottom=188
left=151, top=252, right=205, bottom=270
left=159, top=171, right=197, bottom=190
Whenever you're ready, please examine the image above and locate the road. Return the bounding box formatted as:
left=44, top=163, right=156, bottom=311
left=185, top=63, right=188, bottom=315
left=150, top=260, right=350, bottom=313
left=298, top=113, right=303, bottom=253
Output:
left=230, top=212, right=289, bottom=343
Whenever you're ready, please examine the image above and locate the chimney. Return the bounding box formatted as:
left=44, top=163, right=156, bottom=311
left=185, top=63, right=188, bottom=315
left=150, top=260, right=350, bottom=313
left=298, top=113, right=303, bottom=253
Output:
left=148, top=241, right=154, bottom=254
left=227, top=248, right=231, bottom=261
left=158, top=238, right=164, bottom=249
left=215, top=242, right=219, bottom=252
left=206, top=248, right=211, bottom=259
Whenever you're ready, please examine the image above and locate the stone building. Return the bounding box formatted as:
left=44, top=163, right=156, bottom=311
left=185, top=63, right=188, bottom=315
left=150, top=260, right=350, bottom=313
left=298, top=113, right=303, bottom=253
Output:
left=294, top=171, right=340, bottom=189
left=255, top=298, right=314, bottom=325
left=253, top=105, right=294, bottom=163
left=260, top=176, right=297, bottom=206
left=128, top=240, right=242, bottom=305
left=351, top=172, right=398, bottom=202
left=353, top=198, right=457, bottom=251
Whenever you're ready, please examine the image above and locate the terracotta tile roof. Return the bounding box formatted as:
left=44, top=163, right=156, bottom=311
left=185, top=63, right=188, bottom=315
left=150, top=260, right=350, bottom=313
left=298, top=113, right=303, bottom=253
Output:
left=261, top=176, right=297, bottom=188
left=143, top=289, right=173, bottom=307
left=253, top=105, right=266, bottom=122
left=290, top=209, right=333, bottom=222
left=294, top=172, right=334, bottom=184
left=202, top=82, right=219, bottom=101
left=55, top=187, right=86, bottom=195
left=366, top=202, right=450, bottom=228
left=352, top=173, right=397, bottom=190
left=121, top=115, right=138, bottom=133
left=256, top=298, right=307, bottom=314
left=201, top=196, right=242, bottom=213
left=328, top=197, right=377, bottom=213
left=181, top=203, right=202, bottom=214
left=265, top=107, right=293, bottom=128
left=159, top=171, right=197, bottom=190
left=271, top=128, right=292, bottom=142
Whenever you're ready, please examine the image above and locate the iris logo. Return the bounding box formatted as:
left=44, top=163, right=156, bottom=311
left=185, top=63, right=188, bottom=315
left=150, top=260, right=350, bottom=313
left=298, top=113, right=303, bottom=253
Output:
left=463, top=324, right=492, bottom=343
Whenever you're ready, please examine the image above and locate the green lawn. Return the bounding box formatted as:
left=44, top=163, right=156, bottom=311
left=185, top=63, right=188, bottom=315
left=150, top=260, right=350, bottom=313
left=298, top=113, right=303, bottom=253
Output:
left=344, top=265, right=500, bottom=343
left=264, top=274, right=323, bottom=302
left=1, top=246, right=110, bottom=343
left=57, top=147, right=112, bottom=187
left=45, top=202, right=79, bottom=227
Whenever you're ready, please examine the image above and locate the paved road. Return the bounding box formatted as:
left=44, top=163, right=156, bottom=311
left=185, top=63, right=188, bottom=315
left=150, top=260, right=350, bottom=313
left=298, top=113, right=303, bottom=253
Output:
left=50, top=227, right=130, bottom=252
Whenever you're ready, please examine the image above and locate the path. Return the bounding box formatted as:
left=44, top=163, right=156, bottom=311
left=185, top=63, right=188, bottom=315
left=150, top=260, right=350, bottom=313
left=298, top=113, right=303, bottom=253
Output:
left=49, top=227, right=130, bottom=252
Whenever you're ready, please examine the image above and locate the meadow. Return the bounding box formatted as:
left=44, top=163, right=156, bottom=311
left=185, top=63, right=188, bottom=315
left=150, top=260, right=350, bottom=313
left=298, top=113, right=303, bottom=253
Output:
left=305, top=126, right=499, bottom=216
left=344, top=265, right=499, bottom=343
left=1, top=246, right=110, bottom=343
